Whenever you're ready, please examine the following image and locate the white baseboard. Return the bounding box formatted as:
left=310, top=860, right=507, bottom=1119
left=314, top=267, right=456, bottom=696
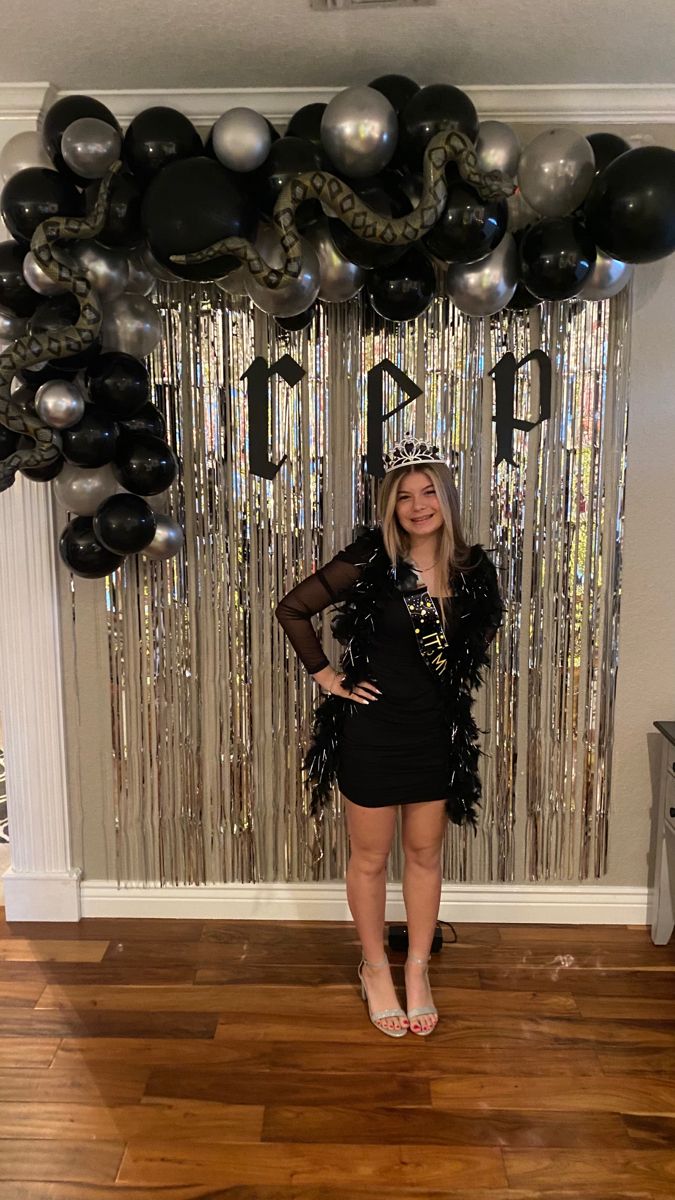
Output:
left=3, top=868, right=82, bottom=922
left=76, top=880, right=651, bottom=925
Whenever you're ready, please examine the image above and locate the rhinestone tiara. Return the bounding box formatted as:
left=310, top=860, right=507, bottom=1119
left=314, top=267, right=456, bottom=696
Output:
left=383, top=431, right=445, bottom=475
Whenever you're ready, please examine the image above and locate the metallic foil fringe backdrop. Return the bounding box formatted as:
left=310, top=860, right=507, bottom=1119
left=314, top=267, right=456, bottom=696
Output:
left=88, top=281, right=630, bottom=886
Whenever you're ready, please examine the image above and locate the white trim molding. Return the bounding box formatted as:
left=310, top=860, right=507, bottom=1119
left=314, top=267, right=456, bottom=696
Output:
left=80, top=880, right=651, bottom=924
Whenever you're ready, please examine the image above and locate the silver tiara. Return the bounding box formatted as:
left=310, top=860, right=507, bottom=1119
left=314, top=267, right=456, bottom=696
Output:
left=383, top=432, right=445, bottom=475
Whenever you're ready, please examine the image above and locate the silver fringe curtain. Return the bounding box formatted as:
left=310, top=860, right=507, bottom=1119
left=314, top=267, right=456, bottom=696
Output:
left=95, top=282, right=630, bottom=885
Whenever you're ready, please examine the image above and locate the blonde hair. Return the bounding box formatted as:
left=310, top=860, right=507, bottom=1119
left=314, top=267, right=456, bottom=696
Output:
left=377, top=462, right=474, bottom=624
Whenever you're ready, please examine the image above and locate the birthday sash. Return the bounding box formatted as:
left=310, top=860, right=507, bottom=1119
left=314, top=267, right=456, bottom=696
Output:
left=401, top=588, right=449, bottom=681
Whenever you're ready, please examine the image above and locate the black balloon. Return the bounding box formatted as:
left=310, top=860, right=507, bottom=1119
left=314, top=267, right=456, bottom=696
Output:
left=141, top=155, right=253, bottom=281
left=0, top=239, right=40, bottom=317
left=59, top=514, right=124, bottom=578
left=399, top=84, right=479, bottom=171
left=86, top=351, right=149, bottom=419
left=584, top=146, right=675, bottom=264
left=252, top=136, right=323, bottom=217
left=17, top=436, right=64, bottom=481
left=366, top=247, right=436, bottom=322
left=586, top=132, right=631, bottom=176
left=424, top=175, right=507, bottom=263
left=0, top=167, right=82, bottom=245
left=84, top=171, right=143, bottom=249
left=113, top=432, right=178, bottom=495
left=275, top=305, right=315, bottom=331
left=0, top=423, right=20, bottom=460
left=519, top=217, right=596, bottom=300
left=506, top=281, right=542, bottom=311
left=120, top=401, right=166, bottom=439
left=286, top=104, right=326, bottom=146
left=93, top=492, right=157, bottom=554
left=42, top=95, right=122, bottom=185
left=20, top=360, right=80, bottom=387
left=124, top=106, right=202, bottom=184
left=28, top=294, right=100, bottom=371
left=328, top=178, right=408, bottom=269
left=369, top=74, right=420, bottom=117
left=60, top=408, right=119, bottom=467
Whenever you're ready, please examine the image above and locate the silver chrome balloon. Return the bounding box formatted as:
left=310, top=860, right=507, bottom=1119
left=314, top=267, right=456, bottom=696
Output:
left=0, top=306, right=26, bottom=341
left=142, top=513, right=185, bottom=560
left=216, top=264, right=250, bottom=299
left=446, top=232, right=518, bottom=316
left=0, top=130, right=51, bottom=183
left=61, top=116, right=122, bottom=180
left=23, top=249, right=68, bottom=296
left=126, top=249, right=156, bottom=296
left=506, top=189, right=540, bottom=233
left=303, top=220, right=365, bottom=303
left=517, top=127, right=596, bottom=219
left=211, top=107, right=271, bottom=172
left=320, top=85, right=397, bottom=179
left=101, top=293, right=163, bottom=357
left=35, top=379, right=86, bottom=429
left=578, top=249, right=633, bottom=300
left=53, top=462, right=119, bottom=516
left=68, top=239, right=130, bottom=302
left=246, top=225, right=320, bottom=317
left=475, top=121, right=521, bottom=179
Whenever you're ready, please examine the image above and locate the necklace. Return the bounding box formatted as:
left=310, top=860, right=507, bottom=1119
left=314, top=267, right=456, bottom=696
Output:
left=411, top=557, right=440, bottom=572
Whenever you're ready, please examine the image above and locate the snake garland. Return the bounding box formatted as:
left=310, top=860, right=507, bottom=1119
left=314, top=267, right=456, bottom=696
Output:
left=171, top=128, right=515, bottom=282
left=0, top=160, right=122, bottom=493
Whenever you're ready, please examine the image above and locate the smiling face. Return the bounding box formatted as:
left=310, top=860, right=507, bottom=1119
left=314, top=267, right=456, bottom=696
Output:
left=394, top=469, right=444, bottom=540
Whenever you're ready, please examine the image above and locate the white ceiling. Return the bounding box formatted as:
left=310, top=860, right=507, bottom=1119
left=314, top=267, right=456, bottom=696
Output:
left=0, top=0, right=673, bottom=90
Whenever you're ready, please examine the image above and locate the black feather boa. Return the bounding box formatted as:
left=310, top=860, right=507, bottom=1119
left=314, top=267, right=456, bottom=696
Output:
left=302, top=524, right=505, bottom=832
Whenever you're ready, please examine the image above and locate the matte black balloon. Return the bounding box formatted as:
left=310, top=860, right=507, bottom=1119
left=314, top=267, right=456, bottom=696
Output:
left=20, top=360, right=79, bottom=388
left=506, top=280, right=542, bottom=311
left=112, top=432, right=178, bottom=495
left=584, top=146, right=675, bottom=264
left=28, top=294, right=100, bottom=370
left=0, top=167, right=82, bottom=245
left=17, top=436, right=64, bottom=481
left=286, top=104, right=326, bottom=146
left=141, top=156, right=253, bottom=281
left=366, top=247, right=436, bottom=322
left=0, top=239, right=41, bottom=316
left=84, top=171, right=143, bottom=249
left=119, top=401, right=166, bottom=439
left=586, top=132, right=631, bottom=176
left=266, top=120, right=281, bottom=144
left=42, top=95, right=122, bottom=185
left=369, top=74, right=420, bottom=117
left=252, top=136, right=323, bottom=217
left=399, top=84, right=479, bottom=171
left=93, top=492, right=157, bottom=554
left=123, top=106, right=202, bottom=184
left=424, top=176, right=507, bottom=263
left=86, top=351, right=149, bottom=419
left=519, top=217, right=596, bottom=300
left=0, top=423, right=20, bottom=459
left=275, top=305, right=315, bottom=331
left=59, top=514, right=124, bottom=578
left=60, top=407, right=119, bottom=467
left=328, top=178, right=407, bottom=269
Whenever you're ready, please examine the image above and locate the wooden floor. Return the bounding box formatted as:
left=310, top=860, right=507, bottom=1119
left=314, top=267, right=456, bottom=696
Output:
left=0, top=910, right=674, bottom=1198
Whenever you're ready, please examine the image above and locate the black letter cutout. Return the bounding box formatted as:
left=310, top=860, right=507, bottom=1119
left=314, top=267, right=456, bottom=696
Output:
left=489, top=350, right=552, bottom=467
left=241, top=354, right=305, bottom=480
left=367, top=358, right=423, bottom=479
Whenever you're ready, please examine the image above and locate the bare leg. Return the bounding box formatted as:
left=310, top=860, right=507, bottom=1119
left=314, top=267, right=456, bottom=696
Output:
left=401, top=799, right=448, bottom=1032
left=344, top=796, right=408, bottom=1033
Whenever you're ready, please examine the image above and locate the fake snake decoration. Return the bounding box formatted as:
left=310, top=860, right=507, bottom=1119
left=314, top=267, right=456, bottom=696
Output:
left=0, top=128, right=513, bottom=492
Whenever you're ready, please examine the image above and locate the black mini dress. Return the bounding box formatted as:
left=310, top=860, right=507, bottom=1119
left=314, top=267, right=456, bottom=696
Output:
left=276, top=539, right=462, bottom=808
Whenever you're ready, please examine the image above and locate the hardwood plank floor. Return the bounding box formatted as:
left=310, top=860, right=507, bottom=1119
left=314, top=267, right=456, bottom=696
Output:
left=0, top=908, right=674, bottom=1197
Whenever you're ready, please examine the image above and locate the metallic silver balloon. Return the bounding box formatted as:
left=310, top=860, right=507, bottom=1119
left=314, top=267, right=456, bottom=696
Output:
left=303, top=220, right=365, bottom=303
left=23, top=249, right=68, bottom=296
left=0, top=305, right=26, bottom=340
left=517, top=127, right=596, bottom=219
left=246, top=225, right=320, bottom=318
left=578, top=249, right=633, bottom=300
left=35, top=379, right=85, bottom=429
left=475, top=121, right=521, bottom=179
left=0, top=130, right=51, bottom=183
left=506, top=189, right=540, bottom=233
left=142, top=513, right=185, bottom=560
left=320, top=85, right=397, bottom=179
left=53, top=463, right=118, bottom=516
left=101, top=293, right=163, bottom=357
left=216, top=264, right=249, bottom=299
left=61, top=117, right=122, bottom=180
left=67, top=240, right=129, bottom=302
left=211, top=107, right=271, bottom=172
left=126, top=249, right=156, bottom=296
left=446, top=232, right=518, bottom=316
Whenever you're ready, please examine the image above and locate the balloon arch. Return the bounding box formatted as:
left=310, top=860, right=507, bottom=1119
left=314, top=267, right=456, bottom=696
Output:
left=0, top=75, right=673, bottom=577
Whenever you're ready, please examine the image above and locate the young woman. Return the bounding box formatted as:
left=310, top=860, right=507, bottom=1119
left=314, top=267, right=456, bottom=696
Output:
left=275, top=434, right=504, bottom=1038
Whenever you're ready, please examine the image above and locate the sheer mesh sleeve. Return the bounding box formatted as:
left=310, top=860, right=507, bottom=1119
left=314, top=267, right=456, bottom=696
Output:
left=274, top=532, right=372, bottom=674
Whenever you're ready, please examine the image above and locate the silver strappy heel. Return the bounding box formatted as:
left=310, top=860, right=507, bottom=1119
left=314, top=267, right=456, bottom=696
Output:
left=357, top=955, right=409, bottom=1037
left=405, top=952, right=439, bottom=1035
